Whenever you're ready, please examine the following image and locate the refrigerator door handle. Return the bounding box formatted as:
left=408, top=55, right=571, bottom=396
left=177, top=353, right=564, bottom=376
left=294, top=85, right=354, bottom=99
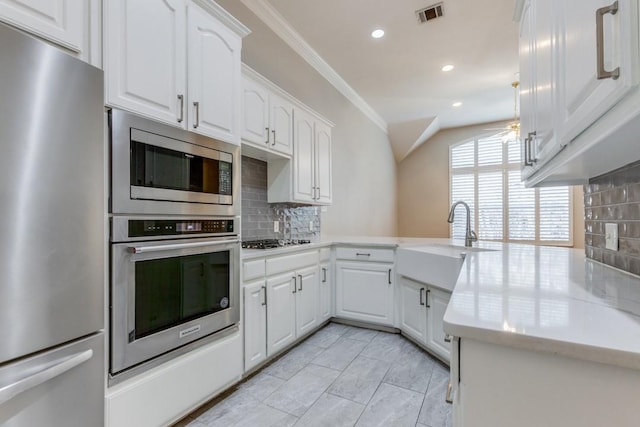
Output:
left=0, top=349, right=93, bottom=406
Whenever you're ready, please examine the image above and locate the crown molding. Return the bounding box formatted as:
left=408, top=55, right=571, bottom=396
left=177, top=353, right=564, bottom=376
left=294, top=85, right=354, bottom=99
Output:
left=240, top=0, right=388, bottom=134
left=193, top=0, right=251, bottom=37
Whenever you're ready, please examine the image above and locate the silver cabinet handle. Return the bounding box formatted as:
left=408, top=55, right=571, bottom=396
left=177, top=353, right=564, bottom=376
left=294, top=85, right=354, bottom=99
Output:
left=426, top=289, right=431, bottom=308
left=524, top=132, right=536, bottom=166
left=177, top=94, right=184, bottom=123
left=419, top=288, right=425, bottom=306
left=444, top=334, right=452, bottom=343
left=527, top=131, right=537, bottom=164
left=261, top=285, right=267, bottom=306
left=298, top=274, right=303, bottom=291
left=445, top=382, right=453, bottom=404
left=292, top=276, right=297, bottom=293
left=388, top=269, right=392, bottom=284
left=316, top=187, right=320, bottom=200
left=265, top=127, right=270, bottom=145
left=193, top=101, right=200, bottom=128
left=272, top=129, right=276, bottom=146
left=129, top=238, right=239, bottom=254
left=322, top=267, right=327, bottom=283
left=0, top=349, right=92, bottom=406
left=356, top=253, right=371, bottom=257
left=596, top=1, right=620, bottom=80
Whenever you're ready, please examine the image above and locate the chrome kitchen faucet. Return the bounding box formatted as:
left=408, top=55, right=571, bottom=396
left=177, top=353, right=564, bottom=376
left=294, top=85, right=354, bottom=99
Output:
left=447, top=201, right=478, bottom=248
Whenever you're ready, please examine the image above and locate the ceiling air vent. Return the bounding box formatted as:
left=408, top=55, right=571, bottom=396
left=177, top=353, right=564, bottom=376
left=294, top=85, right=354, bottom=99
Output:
left=416, top=2, right=444, bottom=23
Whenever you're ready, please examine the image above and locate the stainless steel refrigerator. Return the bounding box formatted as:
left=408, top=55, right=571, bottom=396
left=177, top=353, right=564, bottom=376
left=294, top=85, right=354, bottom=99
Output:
left=0, top=23, right=105, bottom=426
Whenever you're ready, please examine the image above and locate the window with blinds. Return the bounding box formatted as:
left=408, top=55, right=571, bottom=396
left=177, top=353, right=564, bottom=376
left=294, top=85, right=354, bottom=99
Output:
left=449, top=135, right=572, bottom=245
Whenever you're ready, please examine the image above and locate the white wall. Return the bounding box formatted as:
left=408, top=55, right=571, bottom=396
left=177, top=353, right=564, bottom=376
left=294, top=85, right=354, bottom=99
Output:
left=217, top=0, right=398, bottom=236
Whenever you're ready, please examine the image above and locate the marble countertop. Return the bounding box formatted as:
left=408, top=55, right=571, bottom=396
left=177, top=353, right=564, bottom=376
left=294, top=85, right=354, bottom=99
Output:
left=440, top=243, right=640, bottom=369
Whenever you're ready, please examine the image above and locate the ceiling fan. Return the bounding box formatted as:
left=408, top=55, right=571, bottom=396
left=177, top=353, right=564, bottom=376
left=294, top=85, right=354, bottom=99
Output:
left=484, top=81, right=520, bottom=142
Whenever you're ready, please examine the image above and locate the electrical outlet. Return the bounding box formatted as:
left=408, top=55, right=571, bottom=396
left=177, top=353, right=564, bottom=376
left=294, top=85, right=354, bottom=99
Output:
left=605, top=223, right=618, bottom=251
left=273, top=221, right=279, bottom=233
left=309, top=221, right=314, bottom=232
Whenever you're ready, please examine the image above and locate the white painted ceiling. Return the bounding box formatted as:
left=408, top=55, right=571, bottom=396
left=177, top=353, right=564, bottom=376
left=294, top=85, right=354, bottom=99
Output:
left=249, top=0, right=519, bottom=160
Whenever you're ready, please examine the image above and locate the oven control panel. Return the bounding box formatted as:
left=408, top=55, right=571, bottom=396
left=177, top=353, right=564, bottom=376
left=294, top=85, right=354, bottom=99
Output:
left=128, top=219, right=234, bottom=237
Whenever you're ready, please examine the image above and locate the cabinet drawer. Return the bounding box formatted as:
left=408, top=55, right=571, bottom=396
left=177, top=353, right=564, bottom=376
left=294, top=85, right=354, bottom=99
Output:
left=243, top=259, right=265, bottom=282
left=335, top=247, right=394, bottom=263
left=266, top=251, right=318, bottom=276
left=319, top=247, right=331, bottom=262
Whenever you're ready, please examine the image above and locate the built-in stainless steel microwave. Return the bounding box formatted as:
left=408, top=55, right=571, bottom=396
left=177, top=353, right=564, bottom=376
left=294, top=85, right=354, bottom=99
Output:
left=109, top=109, right=240, bottom=216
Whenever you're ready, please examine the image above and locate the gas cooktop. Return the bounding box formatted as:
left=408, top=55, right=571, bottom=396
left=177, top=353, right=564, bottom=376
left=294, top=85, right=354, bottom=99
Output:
left=241, top=239, right=312, bottom=249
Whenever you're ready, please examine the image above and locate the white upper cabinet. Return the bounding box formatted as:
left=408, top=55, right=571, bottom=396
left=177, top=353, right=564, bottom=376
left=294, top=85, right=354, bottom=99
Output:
left=241, top=76, right=294, bottom=156
left=242, top=77, right=271, bottom=147
left=293, top=109, right=316, bottom=202
left=315, top=121, right=332, bottom=204
left=105, top=0, right=186, bottom=126
left=268, top=108, right=332, bottom=205
left=0, top=0, right=98, bottom=64
left=269, top=93, right=295, bottom=155
left=105, top=0, right=249, bottom=144
left=188, top=3, right=241, bottom=143
left=519, top=0, right=563, bottom=179
left=557, top=0, right=639, bottom=145
left=517, top=0, right=640, bottom=186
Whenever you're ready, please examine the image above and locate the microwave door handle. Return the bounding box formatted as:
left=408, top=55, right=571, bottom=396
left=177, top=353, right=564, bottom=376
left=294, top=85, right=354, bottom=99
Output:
left=129, top=238, right=239, bottom=254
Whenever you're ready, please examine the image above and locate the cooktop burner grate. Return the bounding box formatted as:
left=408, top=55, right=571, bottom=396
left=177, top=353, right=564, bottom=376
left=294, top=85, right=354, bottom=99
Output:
left=241, top=239, right=311, bottom=249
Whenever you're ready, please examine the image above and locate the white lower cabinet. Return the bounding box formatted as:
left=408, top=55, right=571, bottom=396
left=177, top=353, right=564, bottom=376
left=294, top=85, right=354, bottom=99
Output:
left=243, top=279, right=266, bottom=372
left=335, top=259, right=394, bottom=327
left=319, top=260, right=332, bottom=321
left=426, top=286, right=451, bottom=360
left=242, top=250, right=322, bottom=372
left=400, top=276, right=451, bottom=362
left=400, top=276, right=427, bottom=343
left=266, top=272, right=297, bottom=356
left=451, top=337, right=640, bottom=427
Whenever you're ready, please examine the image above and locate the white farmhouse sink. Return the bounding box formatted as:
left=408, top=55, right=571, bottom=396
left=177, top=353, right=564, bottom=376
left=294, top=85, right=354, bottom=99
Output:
left=397, top=244, right=497, bottom=291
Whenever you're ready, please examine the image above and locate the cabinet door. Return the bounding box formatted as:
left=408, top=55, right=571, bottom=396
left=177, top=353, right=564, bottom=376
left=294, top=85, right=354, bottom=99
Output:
left=426, top=287, right=451, bottom=361
left=295, top=265, right=320, bottom=336
left=241, top=77, right=270, bottom=147
left=266, top=272, right=297, bottom=357
left=187, top=3, right=242, bottom=144
left=315, top=121, right=332, bottom=204
left=319, top=262, right=332, bottom=321
left=243, top=280, right=266, bottom=372
left=335, top=261, right=394, bottom=326
left=530, top=0, right=563, bottom=166
left=519, top=0, right=536, bottom=179
left=270, top=94, right=294, bottom=155
left=400, top=277, right=427, bottom=344
left=558, top=0, right=639, bottom=145
left=293, top=109, right=316, bottom=202
left=105, top=0, right=186, bottom=127
left=0, top=0, right=84, bottom=53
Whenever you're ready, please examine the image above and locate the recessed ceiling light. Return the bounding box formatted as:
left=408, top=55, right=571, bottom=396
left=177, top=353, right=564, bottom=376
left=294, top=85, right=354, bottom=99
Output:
left=371, top=29, right=385, bottom=39
left=442, top=64, right=455, bottom=72
left=452, top=102, right=462, bottom=107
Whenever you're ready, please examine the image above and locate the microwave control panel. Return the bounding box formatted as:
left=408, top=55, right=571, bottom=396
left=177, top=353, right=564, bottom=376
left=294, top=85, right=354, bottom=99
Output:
left=128, top=219, right=234, bottom=238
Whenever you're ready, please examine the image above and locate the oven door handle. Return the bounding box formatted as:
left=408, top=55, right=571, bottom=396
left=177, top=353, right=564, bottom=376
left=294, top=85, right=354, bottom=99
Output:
left=129, top=239, right=239, bottom=254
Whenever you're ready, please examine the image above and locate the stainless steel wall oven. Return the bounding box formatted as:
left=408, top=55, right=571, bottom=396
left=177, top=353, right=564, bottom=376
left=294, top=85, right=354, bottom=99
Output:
left=108, top=110, right=241, bottom=383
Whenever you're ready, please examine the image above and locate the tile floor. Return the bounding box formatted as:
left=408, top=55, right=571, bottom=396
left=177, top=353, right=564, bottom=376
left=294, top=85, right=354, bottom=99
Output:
left=175, top=323, right=452, bottom=427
